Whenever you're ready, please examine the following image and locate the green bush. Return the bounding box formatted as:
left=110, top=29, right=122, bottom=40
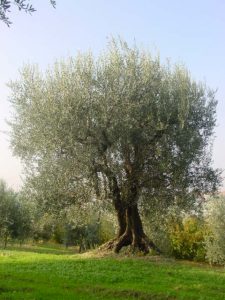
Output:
left=168, top=215, right=206, bottom=261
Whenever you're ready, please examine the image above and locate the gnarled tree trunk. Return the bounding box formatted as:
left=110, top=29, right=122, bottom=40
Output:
left=114, top=203, right=160, bottom=254
left=101, top=175, right=160, bottom=254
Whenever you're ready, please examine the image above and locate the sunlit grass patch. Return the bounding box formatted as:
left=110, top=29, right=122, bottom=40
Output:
left=1, top=245, right=225, bottom=299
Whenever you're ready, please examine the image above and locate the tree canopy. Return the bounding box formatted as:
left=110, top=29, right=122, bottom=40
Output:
left=0, top=0, right=56, bottom=26
left=9, top=39, right=220, bottom=253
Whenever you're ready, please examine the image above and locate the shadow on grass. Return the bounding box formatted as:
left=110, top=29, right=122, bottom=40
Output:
left=0, top=244, right=79, bottom=255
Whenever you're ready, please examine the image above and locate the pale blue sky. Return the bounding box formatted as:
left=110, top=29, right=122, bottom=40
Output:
left=0, top=0, right=224, bottom=190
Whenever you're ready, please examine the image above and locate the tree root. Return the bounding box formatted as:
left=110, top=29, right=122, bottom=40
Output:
left=99, top=238, right=118, bottom=251
left=99, top=235, right=161, bottom=255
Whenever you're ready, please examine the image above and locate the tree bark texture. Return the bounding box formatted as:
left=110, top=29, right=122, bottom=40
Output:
left=98, top=150, right=160, bottom=254
left=101, top=202, right=160, bottom=254
left=101, top=175, right=160, bottom=254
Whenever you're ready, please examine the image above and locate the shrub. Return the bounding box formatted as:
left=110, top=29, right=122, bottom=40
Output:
left=168, top=215, right=206, bottom=261
left=204, top=195, right=225, bottom=265
left=144, top=205, right=206, bottom=260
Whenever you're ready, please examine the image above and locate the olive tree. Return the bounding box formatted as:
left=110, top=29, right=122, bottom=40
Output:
left=0, top=180, right=33, bottom=246
left=9, top=39, right=220, bottom=253
left=0, top=180, right=16, bottom=247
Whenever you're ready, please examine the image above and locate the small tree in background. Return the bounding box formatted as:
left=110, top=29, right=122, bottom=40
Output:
left=0, top=180, right=33, bottom=247
left=10, top=198, right=33, bottom=245
left=0, top=180, right=16, bottom=247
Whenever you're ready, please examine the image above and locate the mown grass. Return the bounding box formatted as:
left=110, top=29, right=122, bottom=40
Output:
left=0, top=245, right=225, bottom=299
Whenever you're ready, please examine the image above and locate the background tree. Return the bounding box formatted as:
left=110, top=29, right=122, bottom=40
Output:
left=9, top=39, right=220, bottom=253
left=10, top=195, right=33, bottom=245
left=204, top=195, right=225, bottom=265
left=0, top=179, right=32, bottom=247
left=0, top=0, right=56, bottom=26
left=0, top=180, right=16, bottom=247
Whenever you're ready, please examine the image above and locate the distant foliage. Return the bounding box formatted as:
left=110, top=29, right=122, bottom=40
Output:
left=98, top=212, right=117, bottom=243
left=0, top=180, right=33, bottom=247
left=33, top=213, right=55, bottom=242
left=143, top=209, right=173, bottom=255
left=204, top=195, right=225, bottom=265
left=32, top=202, right=117, bottom=251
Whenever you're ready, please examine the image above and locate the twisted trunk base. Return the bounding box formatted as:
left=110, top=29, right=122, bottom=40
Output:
left=100, top=204, right=161, bottom=254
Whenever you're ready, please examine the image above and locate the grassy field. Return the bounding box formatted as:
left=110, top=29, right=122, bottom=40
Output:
left=0, top=245, right=225, bottom=299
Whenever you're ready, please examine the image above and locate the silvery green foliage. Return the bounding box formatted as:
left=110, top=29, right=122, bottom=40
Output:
left=60, top=200, right=116, bottom=247
left=9, top=39, right=219, bottom=216
left=0, top=0, right=55, bottom=26
left=143, top=212, right=172, bottom=255
left=204, top=195, right=225, bottom=265
left=143, top=205, right=185, bottom=255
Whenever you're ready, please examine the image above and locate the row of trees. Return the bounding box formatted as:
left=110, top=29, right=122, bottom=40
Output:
left=1, top=178, right=225, bottom=264
left=0, top=179, right=116, bottom=249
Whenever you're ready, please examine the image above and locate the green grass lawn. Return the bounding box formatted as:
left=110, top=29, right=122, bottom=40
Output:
left=0, top=245, right=225, bottom=299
